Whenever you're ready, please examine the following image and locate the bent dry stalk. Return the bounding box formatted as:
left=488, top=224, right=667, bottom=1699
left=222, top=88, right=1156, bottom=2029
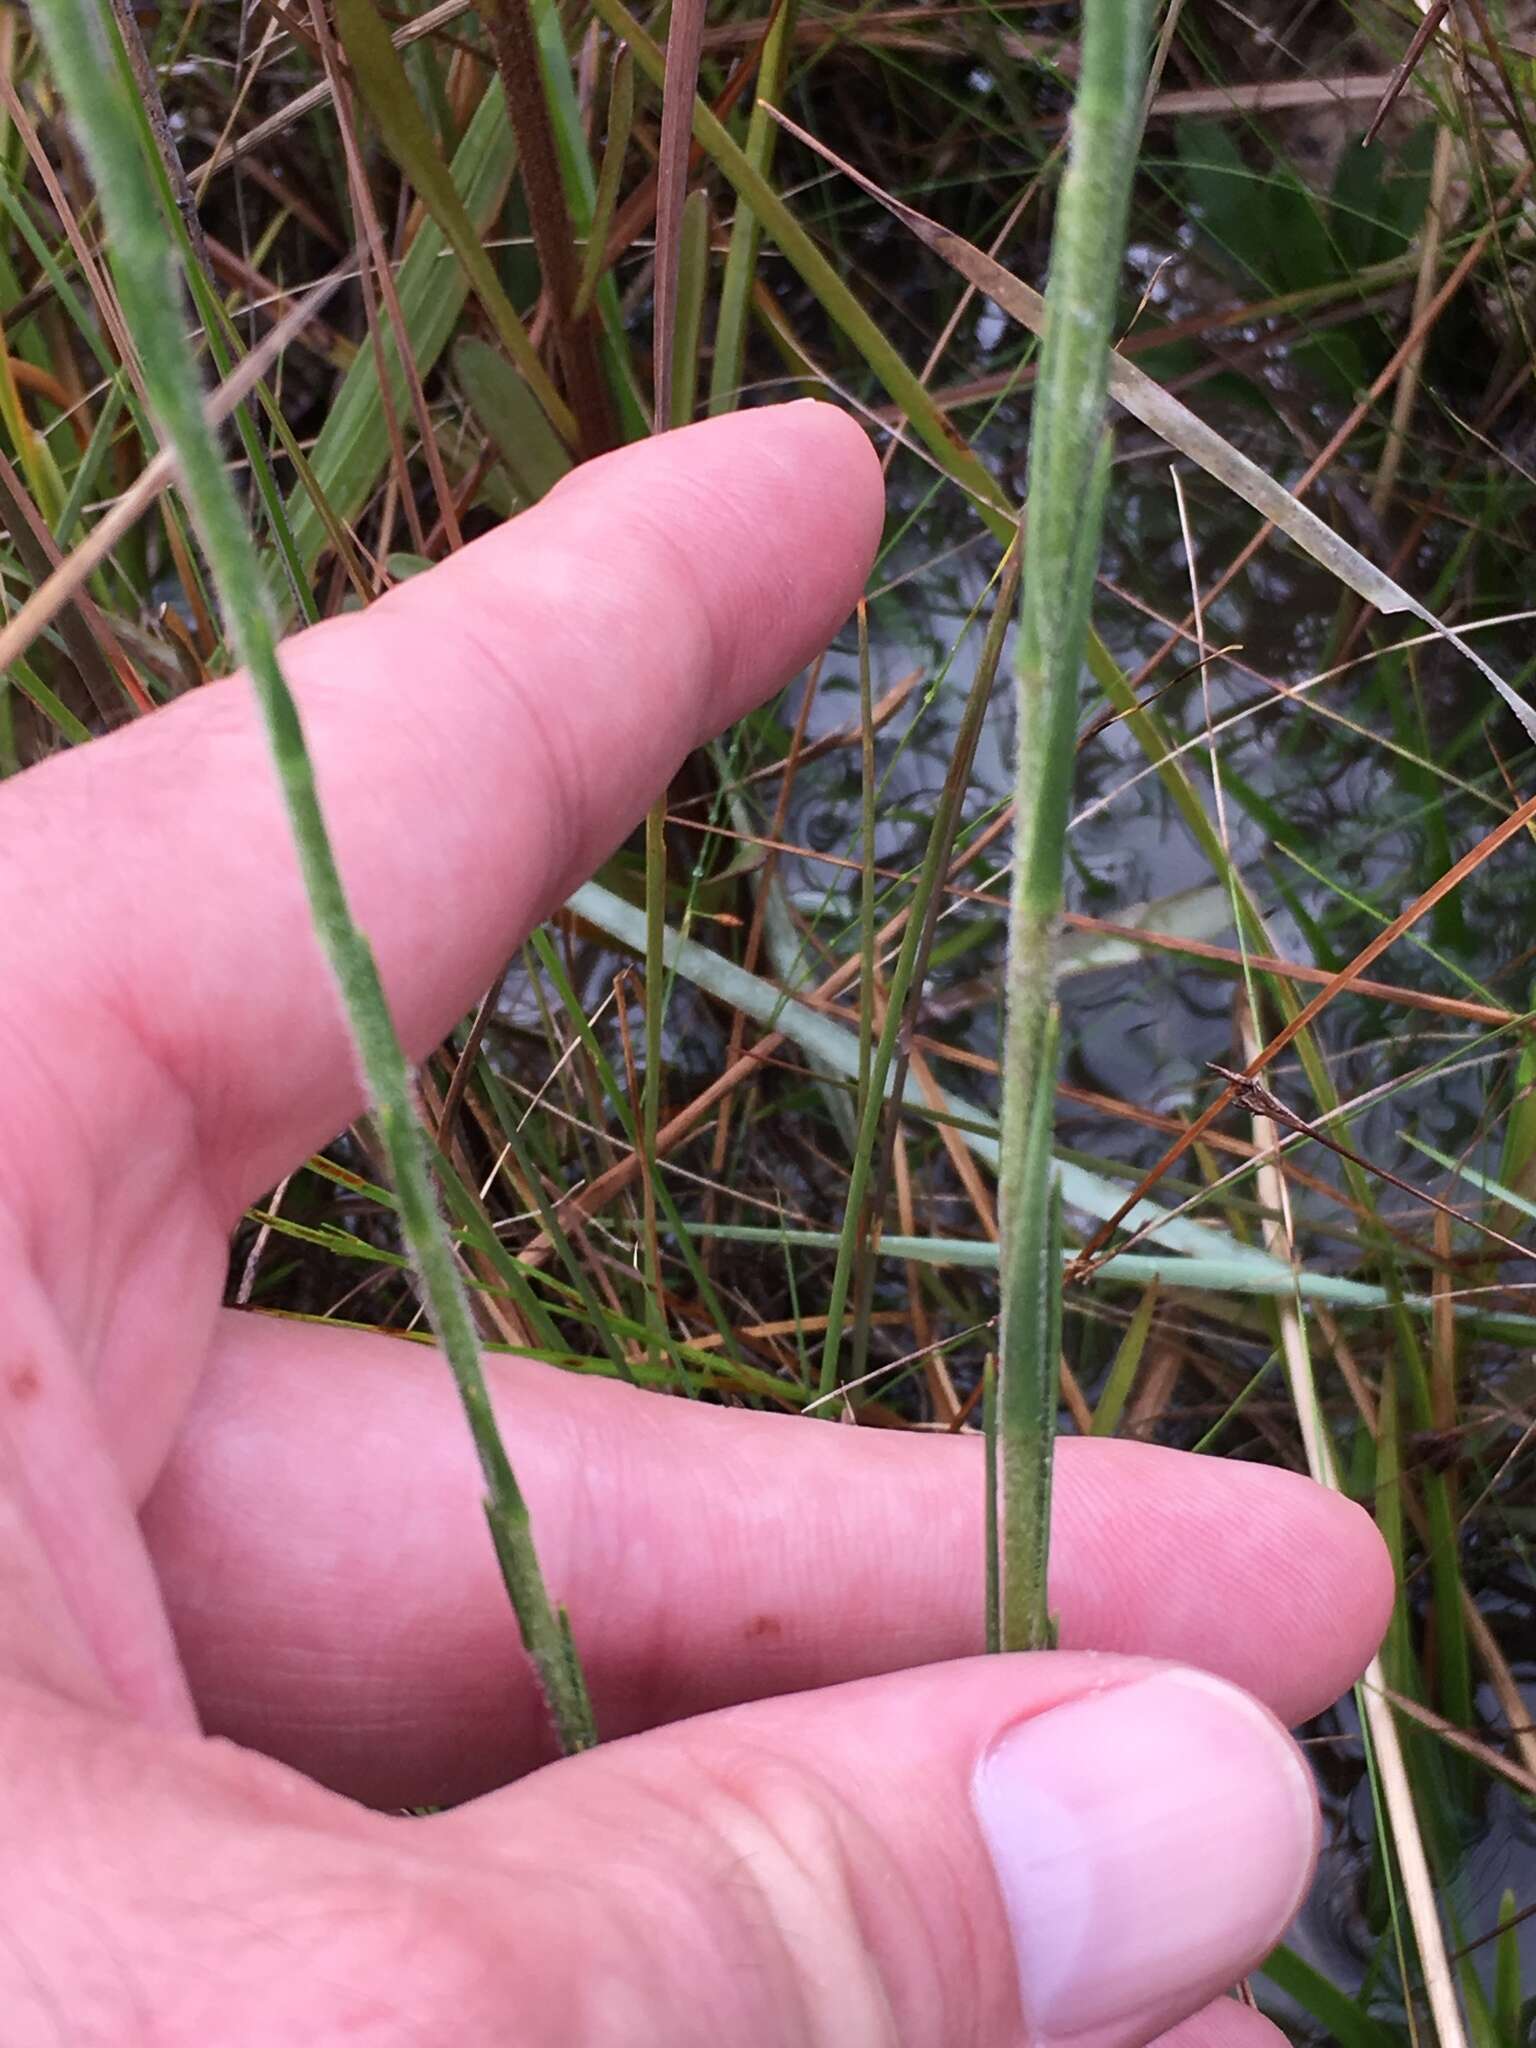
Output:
left=995, top=0, right=1153, bottom=1651
left=38, top=0, right=596, bottom=1754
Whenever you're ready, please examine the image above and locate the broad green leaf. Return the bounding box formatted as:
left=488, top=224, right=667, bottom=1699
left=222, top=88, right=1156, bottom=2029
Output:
left=454, top=337, right=573, bottom=505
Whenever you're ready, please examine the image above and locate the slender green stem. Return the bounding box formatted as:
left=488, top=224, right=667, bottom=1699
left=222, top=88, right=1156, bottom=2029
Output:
left=995, top=0, right=1152, bottom=1651
left=708, top=0, right=799, bottom=414
left=40, top=0, right=595, bottom=1755
left=857, top=607, right=876, bottom=1109
left=642, top=801, right=667, bottom=1369
left=573, top=48, right=634, bottom=318
left=983, top=1354, right=1000, bottom=1655
left=817, top=550, right=1020, bottom=1398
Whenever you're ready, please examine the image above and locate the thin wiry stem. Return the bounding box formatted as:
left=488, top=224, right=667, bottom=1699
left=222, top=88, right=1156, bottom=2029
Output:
left=38, top=0, right=595, bottom=1755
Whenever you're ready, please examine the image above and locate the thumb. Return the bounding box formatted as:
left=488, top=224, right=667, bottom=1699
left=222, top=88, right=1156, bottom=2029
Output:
left=442, top=1654, right=1318, bottom=2048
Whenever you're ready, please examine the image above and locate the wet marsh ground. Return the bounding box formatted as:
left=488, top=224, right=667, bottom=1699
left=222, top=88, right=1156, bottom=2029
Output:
left=6, top=1, right=1535, bottom=2039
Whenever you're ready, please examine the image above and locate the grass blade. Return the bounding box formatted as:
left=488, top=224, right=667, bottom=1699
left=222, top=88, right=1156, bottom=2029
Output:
left=573, top=46, right=634, bottom=319
left=1089, top=1280, right=1159, bottom=1437
left=653, top=0, right=708, bottom=427
left=39, top=0, right=595, bottom=1756
left=454, top=335, right=574, bottom=505
left=708, top=0, right=798, bottom=414
left=283, top=79, right=516, bottom=572
left=479, top=0, right=614, bottom=455
left=567, top=877, right=1305, bottom=1271
left=816, top=551, right=1020, bottom=1398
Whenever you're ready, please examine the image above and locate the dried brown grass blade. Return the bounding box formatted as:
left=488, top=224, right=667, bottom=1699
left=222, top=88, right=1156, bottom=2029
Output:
left=1371, top=1679, right=1536, bottom=1798
left=1365, top=0, right=1452, bottom=146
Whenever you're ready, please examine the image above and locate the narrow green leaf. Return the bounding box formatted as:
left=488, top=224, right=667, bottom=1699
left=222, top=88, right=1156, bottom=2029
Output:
left=668, top=186, right=710, bottom=427
left=573, top=45, right=634, bottom=318
left=332, top=0, right=573, bottom=445
left=683, top=1221, right=1536, bottom=1332
left=1493, top=1890, right=1523, bottom=2046
left=1261, top=1946, right=1402, bottom=2048
left=708, top=0, right=798, bottom=413
left=653, top=0, right=708, bottom=426
left=1090, top=1280, right=1159, bottom=1436
left=816, top=553, right=1022, bottom=1399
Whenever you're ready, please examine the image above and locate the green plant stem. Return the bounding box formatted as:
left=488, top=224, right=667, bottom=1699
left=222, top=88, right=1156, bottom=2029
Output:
left=573, top=47, right=634, bottom=317
left=39, top=0, right=595, bottom=1756
left=708, top=0, right=798, bottom=413
left=817, top=550, right=1020, bottom=1398
left=856, top=606, right=875, bottom=1114
left=996, top=0, right=1152, bottom=1652
left=983, top=1354, right=1000, bottom=1654
left=642, top=801, right=667, bottom=1369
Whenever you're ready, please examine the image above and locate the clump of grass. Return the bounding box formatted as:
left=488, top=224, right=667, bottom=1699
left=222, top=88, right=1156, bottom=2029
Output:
left=6, top=1, right=1535, bottom=2039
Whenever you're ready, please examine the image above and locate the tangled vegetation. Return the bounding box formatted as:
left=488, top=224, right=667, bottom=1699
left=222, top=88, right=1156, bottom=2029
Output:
left=4, top=1, right=1534, bottom=2039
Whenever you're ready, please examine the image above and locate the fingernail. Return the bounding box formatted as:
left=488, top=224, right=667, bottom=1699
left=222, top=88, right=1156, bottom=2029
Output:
left=972, top=1668, right=1318, bottom=2044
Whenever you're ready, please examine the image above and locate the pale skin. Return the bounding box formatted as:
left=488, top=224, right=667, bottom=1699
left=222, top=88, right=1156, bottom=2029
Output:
left=0, top=404, right=1391, bottom=2046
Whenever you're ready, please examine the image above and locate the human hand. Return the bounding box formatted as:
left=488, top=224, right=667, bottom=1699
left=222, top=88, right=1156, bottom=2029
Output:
left=0, top=404, right=1390, bottom=2046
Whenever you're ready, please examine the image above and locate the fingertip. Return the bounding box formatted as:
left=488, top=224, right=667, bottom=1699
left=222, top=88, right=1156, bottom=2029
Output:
left=415, top=395, right=884, bottom=741
left=528, top=402, right=885, bottom=711
left=1054, top=1440, right=1392, bottom=1726
left=1151, top=1994, right=1301, bottom=2048
left=1227, top=1462, right=1395, bottom=1711
left=776, top=396, right=887, bottom=548
left=1305, top=1477, right=1397, bottom=1676
left=692, top=399, right=884, bottom=704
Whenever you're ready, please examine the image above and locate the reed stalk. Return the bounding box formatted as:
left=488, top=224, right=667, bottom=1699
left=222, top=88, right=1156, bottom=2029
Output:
left=995, top=0, right=1153, bottom=1650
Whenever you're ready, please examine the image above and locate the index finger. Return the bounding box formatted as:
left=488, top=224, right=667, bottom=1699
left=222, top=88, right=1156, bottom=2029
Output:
left=3, top=403, right=883, bottom=1213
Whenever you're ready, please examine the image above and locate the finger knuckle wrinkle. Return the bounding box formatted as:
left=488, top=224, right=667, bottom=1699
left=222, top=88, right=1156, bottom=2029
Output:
left=695, top=1751, right=901, bottom=2048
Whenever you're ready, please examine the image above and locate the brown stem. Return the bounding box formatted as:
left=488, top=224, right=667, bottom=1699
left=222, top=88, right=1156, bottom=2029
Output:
left=481, top=0, right=615, bottom=458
